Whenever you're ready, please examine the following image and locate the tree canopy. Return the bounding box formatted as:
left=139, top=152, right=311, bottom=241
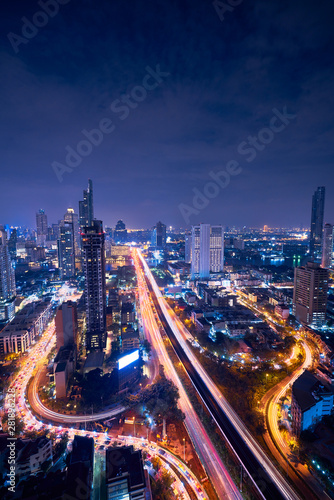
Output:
left=128, top=366, right=184, bottom=426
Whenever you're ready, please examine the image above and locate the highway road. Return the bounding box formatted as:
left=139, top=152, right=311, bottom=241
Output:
left=136, top=248, right=301, bottom=500
left=5, top=319, right=210, bottom=499
left=7, top=318, right=126, bottom=427
left=262, top=341, right=324, bottom=499
left=3, top=291, right=217, bottom=499
left=28, top=358, right=127, bottom=424
left=237, top=291, right=325, bottom=498
left=133, top=249, right=243, bottom=500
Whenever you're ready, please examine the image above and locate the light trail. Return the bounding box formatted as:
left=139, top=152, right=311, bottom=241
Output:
left=4, top=293, right=208, bottom=499
left=133, top=249, right=242, bottom=500
left=136, top=248, right=300, bottom=500
left=267, top=340, right=312, bottom=457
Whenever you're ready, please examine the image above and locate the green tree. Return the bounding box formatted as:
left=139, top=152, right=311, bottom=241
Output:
left=40, top=459, right=52, bottom=473
left=151, top=470, right=179, bottom=500
left=130, top=366, right=184, bottom=438
left=54, top=432, right=69, bottom=458
left=142, top=339, right=152, bottom=357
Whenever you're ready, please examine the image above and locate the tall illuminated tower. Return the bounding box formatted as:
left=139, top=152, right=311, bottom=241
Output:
left=36, top=209, right=48, bottom=246
left=79, top=179, right=94, bottom=230
left=0, top=226, right=16, bottom=322
left=191, top=224, right=224, bottom=279
left=293, top=261, right=328, bottom=327
left=64, top=208, right=80, bottom=256
left=322, top=223, right=333, bottom=269
left=58, top=223, right=76, bottom=279
left=82, top=220, right=106, bottom=351
left=151, top=221, right=166, bottom=248
left=310, top=186, right=325, bottom=261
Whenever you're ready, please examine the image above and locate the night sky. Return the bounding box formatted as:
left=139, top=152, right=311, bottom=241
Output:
left=1, top=0, right=334, bottom=229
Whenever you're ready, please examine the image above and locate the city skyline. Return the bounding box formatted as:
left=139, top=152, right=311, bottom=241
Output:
left=2, top=2, right=334, bottom=498
left=1, top=0, right=334, bottom=228
left=1, top=179, right=333, bottom=233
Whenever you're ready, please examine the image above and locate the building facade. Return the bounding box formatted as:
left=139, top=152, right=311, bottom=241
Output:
left=0, top=226, right=16, bottom=322
left=36, top=209, right=48, bottom=246
left=191, top=224, right=224, bottom=279
left=293, top=262, right=329, bottom=327
left=291, top=371, right=334, bottom=436
left=79, top=179, right=94, bottom=230
left=114, top=220, right=128, bottom=244
left=310, top=186, right=325, bottom=261
left=184, top=233, right=191, bottom=263
left=151, top=221, right=166, bottom=248
left=16, top=437, right=53, bottom=476
left=64, top=208, right=81, bottom=256
left=0, top=300, right=52, bottom=354
left=58, top=222, right=76, bottom=279
left=55, top=301, right=78, bottom=351
left=322, top=223, right=333, bottom=269
left=82, top=220, right=106, bottom=350
left=106, top=445, right=150, bottom=500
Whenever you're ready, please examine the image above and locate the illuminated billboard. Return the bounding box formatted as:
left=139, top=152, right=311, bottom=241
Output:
left=118, top=350, right=139, bottom=370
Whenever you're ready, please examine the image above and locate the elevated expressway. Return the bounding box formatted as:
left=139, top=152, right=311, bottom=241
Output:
left=136, top=248, right=301, bottom=500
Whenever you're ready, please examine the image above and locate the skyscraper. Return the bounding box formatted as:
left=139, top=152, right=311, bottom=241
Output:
left=322, top=223, right=334, bottom=269
left=82, top=220, right=106, bottom=351
left=58, top=223, right=76, bottom=279
left=310, top=186, right=325, bottom=261
left=191, top=224, right=224, bottom=279
left=184, top=233, right=191, bottom=263
left=64, top=208, right=80, bottom=256
left=36, top=209, right=48, bottom=246
left=151, top=221, right=166, bottom=248
left=55, top=301, right=78, bottom=352
left=0, top=226, right=16, bottom=322
left=114, top=219, right=127, bottom=244
left=79, top=179, right=94, bottom=230
left=293, top=261, right=328, bottom=327
left=7, top=229, right=17, bottom=259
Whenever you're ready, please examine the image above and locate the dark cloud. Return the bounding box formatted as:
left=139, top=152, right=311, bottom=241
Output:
left=0, top=0, right=334, bottom=229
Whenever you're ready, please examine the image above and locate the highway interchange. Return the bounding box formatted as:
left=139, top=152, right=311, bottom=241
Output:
left=3, top=252, right=325, bottom=499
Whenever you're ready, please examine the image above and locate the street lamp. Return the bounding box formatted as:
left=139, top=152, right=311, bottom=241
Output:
left=183, top=438, right=185, bottom=462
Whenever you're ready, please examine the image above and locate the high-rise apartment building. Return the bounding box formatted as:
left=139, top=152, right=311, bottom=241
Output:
left=310, top=186, right=325, bottom=261
left=184, top=233, right=191, bottom=263
left=322, top=223, right=333, bottom=269
left=7, top=229, right=17, bottom=259
left=0, top=226, right=16, bottom=322
left=106, top=445, right=150, bottom=500
left=36, top=209, right=48, bottom=246
left=114, top=220, right=127, bottom=244
left=55, top=301, right=78, bottom=352
left=64, top=208, right=80, bottom=256
left=151, top=221, right=166, bottom=248
left=191, top=224, right=224, bottom=279
left=293, top=261, right=329, bottom=327
left=82, top=220, right=106, bottom=351
left=58, top=223, right=76, bottom=279
left=79, top=179, right=94, bottom=230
